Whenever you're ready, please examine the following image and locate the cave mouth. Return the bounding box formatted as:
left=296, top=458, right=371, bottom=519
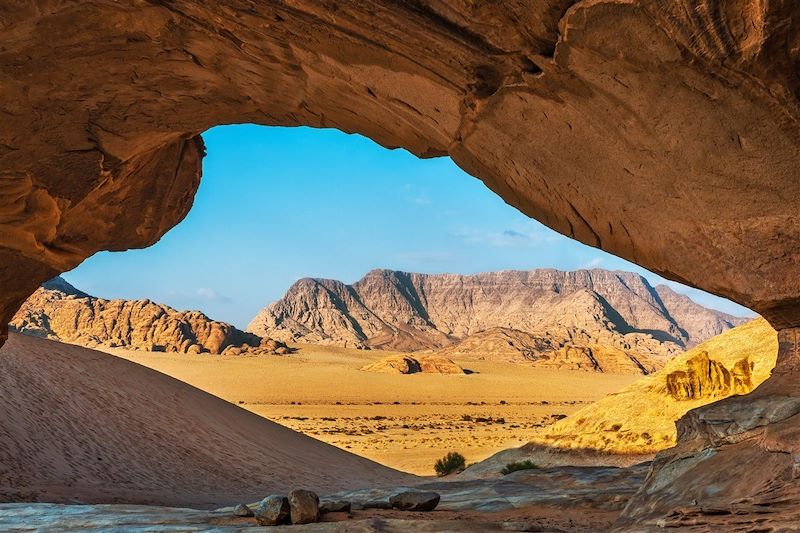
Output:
left=12, top=121, right=763, bottom=480
left=2, top=0, right=798, bottom=527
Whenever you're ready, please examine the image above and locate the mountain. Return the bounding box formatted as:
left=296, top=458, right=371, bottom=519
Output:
left=653, top=284, right=746, bottom=347
left=248, top=269, right=748, bottom=356
left=526, top=318, right=775, bottom=454
left=11, top=277, right=287, bottom=355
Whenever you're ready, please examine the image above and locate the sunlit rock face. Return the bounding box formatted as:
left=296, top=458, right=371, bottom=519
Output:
left=664, top=351, right=754, bottom=401
left=1, top=1, right=799, bottom=527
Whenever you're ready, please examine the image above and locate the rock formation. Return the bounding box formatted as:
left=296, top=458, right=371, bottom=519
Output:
left=1, top=1, right=799, bottom=527
left=528, top=319, right=776, bottom=456
left=11, top=277, right=286, bottom=355
left=249, top=269, right=744, bottom=356
left=664, top=351, right=753, bottom=401
left=654, top=285, right=748, bottom=348
left=429, top=327, right=664, bottom=375
left=360, top=355, right=466, bottom=375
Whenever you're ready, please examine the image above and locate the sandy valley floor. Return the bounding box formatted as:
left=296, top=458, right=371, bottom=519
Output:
left=105, top=344, right=639, bottom=475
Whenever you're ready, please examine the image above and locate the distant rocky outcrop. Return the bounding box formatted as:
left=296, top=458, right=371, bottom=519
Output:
left=654, top=285, right=746, bottom=348
left=11, top=277, right=287, bottom=355
left=361, top=354, right=466, bottom=375
left=428, top=326, right=665, bottom=375
left=248, top=269, right=747, bottom=359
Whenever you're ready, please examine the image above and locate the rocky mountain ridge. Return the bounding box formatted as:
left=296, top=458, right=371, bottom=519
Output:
left=248, top=269, right=747, bottom=358
left=11, top=278, right=286, bottom=355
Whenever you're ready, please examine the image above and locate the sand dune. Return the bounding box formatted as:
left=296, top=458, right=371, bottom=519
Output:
left=0, top=333, right=411, bottom=508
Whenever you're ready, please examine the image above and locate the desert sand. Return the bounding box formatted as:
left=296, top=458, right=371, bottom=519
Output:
left=0, top=333, right=410, bottom=507
left=103, top=342, right=639, bottom=475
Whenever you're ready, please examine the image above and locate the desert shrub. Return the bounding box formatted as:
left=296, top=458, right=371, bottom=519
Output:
left=434, top=452, right=466, bottom=476
left=501, top=460, right=537, bottom=475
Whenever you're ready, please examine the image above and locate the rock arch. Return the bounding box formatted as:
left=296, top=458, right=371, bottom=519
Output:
left=1, top=1, right=799, bottom=528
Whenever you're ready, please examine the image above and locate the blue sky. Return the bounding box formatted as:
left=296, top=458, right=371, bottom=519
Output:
left=64, top=125, right=754, bottom=328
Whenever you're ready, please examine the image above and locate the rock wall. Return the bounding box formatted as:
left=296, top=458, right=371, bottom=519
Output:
left=429, top=327, right=666, bottom=375
left=0, top=1, right=797, bottom=332
left=526, top=318, right=776, bottom=456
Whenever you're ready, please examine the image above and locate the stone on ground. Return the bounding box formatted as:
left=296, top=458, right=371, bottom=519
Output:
left=319, top=500, right=351, bottom=514
left=254, top=495, right=290, bottom=526
left=288, top=489, right=320, bottom=524
left=389, top=491, right=441, bottom=511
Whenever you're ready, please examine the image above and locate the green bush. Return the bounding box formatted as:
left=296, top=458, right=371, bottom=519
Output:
left=434, top=451, right=466, bottom=477
left=501, top=460, right=537, bottom=475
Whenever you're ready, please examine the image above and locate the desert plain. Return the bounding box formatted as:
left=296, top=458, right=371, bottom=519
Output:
left=104, top=343, right=640, bottom=475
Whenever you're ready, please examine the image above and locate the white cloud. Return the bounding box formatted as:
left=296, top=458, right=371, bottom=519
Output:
left=452, top=226, right=556, bottom=247
left=580, top=257, right=605, bottom=268
left=193, top=287, right=231, bottom=302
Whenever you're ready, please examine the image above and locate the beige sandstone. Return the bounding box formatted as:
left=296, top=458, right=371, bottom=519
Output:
left=528, top=319, right=776, bottom=456
left=429, top=327, right=664, bottom=375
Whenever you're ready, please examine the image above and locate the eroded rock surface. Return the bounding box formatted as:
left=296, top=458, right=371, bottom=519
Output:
left=0, top=1, right=797, bottom=330
left=665, top=351, right=753, bottom=401
left=615, top=327, right=800, bottom=530
left=0, top=460, right=648, bottom=532
left=10, top=277, right=287, bottom=355
left=249, top=269, right=742, bottom=355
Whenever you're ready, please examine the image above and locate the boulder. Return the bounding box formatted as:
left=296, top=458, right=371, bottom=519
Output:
left=232, top=503, right=253, bottom=518
left=389, top=491, right=440, bottom=511
left=288, top=489, right=319, bottom=524
left=185, top=344, right=202, bottom=355
left=254, top=495, right=290, bottom=526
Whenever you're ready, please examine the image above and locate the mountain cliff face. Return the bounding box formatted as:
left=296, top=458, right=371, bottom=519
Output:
left=654, top=284, right=745, bottom=347
left=248, top=269, right=747, bottom=356
left=11, top=278, right=285, bottom=355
